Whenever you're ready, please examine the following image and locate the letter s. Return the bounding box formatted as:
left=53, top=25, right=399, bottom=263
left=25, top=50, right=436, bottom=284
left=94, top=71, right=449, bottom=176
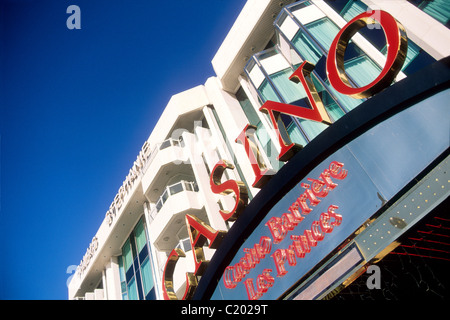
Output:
left=210, top=160, right=248, bottom=222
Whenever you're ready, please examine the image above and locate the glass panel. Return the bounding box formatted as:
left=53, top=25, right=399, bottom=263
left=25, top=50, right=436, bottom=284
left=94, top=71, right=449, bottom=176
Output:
left=305, top=18, right=340, bottom=51
left=257, top=77, right=299, bottom=156
left=127, top=277, right=138, bottom=300
left=310, top=74, right=346, bottom=121
left=255, top=121, right=282, bottom=170
left=412, top=0, right=450, bottom=27
left=161, top=189, right=169, bottom=203
left=305, top=17, right=381, bottom=89
left=287, top=121, right=308, bottom=146
left=292, top=30, right=323, bottom=64
left=296, top=118, right=329, bottom=141
left=169, top=182, right=183, bottom=195
left=290, top=13, right=377, bottom=109
left=344, top=52, right=382, bottom=87
left=121, top=281, right=127, bottom=293
left=134, top=219, right=147, bottom=253
left=185, top=181, right=193, bottom=191
left=259, top=79, right=280, bottom=102
left=269, top=68, right=332, bottom=141
left=140, top=258, right=154, bottom=296
left=118, top=256, right=126, bottom=282
left=341, top=0, right=367, bottom=21
left=325, top=81, right=362, bottom=111
left=135, top=270, right=144, bottom=300
left=159, top=139, right=171, bottom=150
left=403, top=40, right=420, bottom=70
left=290, top=18, right=339, bottom=64
left=236, top=87, right=261, bottom=126
left=122, top=238, right=133, bottom=272
left=422, top=0, right=450, bottom=26
left=270, top=68, right=307, bottom=104
left=382, top=39, right=421, bottom=72
left=118, top=256, right=128, bottom=299
left=155, top=199, right=163, bottom=212
left=130, top=233, right=138, bottom=260
left=182, top=238, right=192, bottom=252
left=209, top=106, right=253, bottom=200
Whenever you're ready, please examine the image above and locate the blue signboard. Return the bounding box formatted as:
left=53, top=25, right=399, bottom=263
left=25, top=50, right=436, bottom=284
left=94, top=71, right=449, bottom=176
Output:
left=211, top=89, right=449, bottom=300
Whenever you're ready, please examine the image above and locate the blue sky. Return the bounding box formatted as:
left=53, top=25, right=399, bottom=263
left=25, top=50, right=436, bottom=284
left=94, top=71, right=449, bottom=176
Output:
left=0, top=0, right=246, bottom=299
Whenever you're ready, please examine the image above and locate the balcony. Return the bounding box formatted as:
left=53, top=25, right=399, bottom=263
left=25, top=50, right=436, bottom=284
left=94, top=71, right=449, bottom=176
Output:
left=147, top=180, right=206, bottom=252
left=141, top=138, right=191, bottom=199
left=148, top=180, right=198, bottom=223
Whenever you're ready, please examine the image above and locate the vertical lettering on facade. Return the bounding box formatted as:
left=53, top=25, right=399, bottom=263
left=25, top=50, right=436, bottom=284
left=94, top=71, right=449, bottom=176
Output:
left=77, top=236, right=98, bottom=277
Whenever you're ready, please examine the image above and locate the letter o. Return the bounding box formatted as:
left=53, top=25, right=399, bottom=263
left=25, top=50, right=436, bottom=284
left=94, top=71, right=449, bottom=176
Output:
left=326, top=10, right=408, bottom=99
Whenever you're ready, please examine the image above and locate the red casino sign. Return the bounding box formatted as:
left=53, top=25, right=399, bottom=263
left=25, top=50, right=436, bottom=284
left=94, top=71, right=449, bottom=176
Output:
left=161, top=10, right=409, bottom=300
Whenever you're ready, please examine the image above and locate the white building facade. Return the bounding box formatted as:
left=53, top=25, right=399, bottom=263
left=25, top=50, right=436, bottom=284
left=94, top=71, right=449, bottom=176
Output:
left=68, top=0, right=450, bottom=300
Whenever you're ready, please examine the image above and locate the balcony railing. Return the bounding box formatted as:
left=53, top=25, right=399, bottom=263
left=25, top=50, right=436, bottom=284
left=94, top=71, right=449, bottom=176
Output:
left=142, top=138, right=183, bottom=174
left=149, top=180, right=198, bottom=222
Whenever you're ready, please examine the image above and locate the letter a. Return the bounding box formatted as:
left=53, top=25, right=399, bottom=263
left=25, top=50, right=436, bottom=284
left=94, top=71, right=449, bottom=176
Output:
left=66, top=5, right=81, bottom=30
left=186, top=215, right=227, bottom=275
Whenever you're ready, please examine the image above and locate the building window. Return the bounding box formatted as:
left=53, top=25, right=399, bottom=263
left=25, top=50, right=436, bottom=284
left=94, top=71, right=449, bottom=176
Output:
left=236, top=86, right=261, bottom=125
left=267, top=68, right=330, bottom=141
left=340, top=0, right=367, bottom=21
left=292, top=15, right=382, bottom=89
left=256, top=62, right=344, bottom=142
left=140, top=258, right=154, bottom=297
left=408, top=0, right=450, bottom=28
left=119, top=217, right=156, bottom=300
left=276, top=9, right=364, bottom=111
left=118, top=256, right=128, bottom=300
